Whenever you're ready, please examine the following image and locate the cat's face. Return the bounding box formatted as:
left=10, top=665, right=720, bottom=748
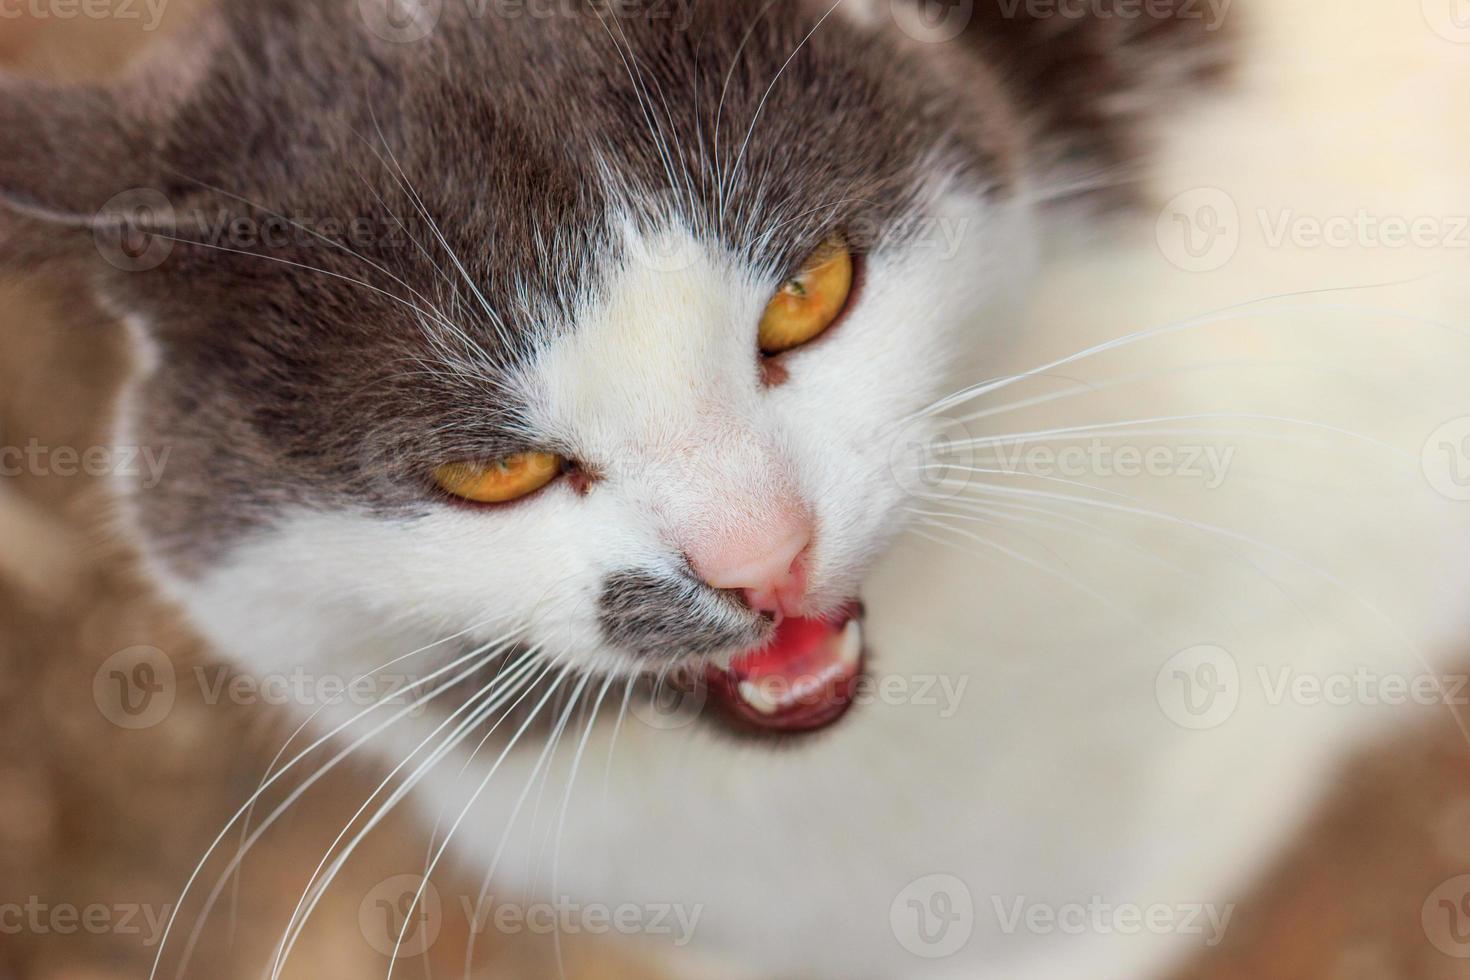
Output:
left=3, top=0, right=1033, bottom=729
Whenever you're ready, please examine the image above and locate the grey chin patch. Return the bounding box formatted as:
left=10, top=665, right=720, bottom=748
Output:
left=598, top=569, right=768, bottom=661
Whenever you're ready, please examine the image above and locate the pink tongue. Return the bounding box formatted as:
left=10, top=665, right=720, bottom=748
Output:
left=707, top=607, right=864, bottom=732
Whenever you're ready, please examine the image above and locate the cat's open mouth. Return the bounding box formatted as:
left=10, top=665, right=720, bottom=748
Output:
left=705, top=602, right=865, bottom=732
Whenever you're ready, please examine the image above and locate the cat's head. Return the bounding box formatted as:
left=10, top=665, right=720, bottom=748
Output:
left=0, top=0, right=1217, bottom=731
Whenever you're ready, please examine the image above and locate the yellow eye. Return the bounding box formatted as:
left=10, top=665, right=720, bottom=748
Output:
left=433, top=452, right=563, bottom=504
left=757, top=236, right=854, bottom=355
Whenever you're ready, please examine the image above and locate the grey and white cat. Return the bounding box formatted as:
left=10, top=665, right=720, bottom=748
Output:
left=5, top=0, right=1468, bottom=977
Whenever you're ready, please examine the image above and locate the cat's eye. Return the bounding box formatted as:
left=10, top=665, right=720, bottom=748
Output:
left=433, top=452, right=563, bottom=504
left=757, top=236, right=854, bottom=355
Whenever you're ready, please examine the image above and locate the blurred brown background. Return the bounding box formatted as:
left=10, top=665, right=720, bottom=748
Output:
left=3, top=5, right=1470, bottom=979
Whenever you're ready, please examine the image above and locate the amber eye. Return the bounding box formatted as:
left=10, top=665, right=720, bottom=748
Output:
left=757, top=235, right=854, bottom=355
left=433, top=452, right=563, bottom=504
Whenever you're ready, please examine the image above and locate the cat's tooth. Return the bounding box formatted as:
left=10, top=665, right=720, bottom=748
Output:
left=837, top=618, right=863, bottom=670
left=737, top=679, right=783, bottom=715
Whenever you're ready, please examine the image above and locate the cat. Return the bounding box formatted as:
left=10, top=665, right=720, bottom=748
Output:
left=4, top=0, right=1468, bottom=977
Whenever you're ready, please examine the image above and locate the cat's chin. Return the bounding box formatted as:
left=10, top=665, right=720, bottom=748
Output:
left=703, top=602, right=865, bottom=734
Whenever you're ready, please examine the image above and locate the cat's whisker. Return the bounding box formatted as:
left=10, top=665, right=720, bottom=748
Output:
left=549, top=674, right=617, bottom=980
left=521, top=691, right=573, bottom=889
left=161, top=168, right=459, bottom=333
left=723, top=0, right=849, bottom=226
left=612, top=6, right=702, bottom=217
left=142, top=231, right=456, bottom=331
left=915, top=496, right=1248, bottom=631
left=1020, top=163, right=1146, bottom=206
left=442, top=658, right=579, bottom=977
left=587, top=4, right=695, bottom=220
left=385, top=666, right=589, bottom=979
left=913, top=285, right=1465, bottom=420
left=948, top=357, right=1334, bottom=425
left=180, top=613, right=517, bottom=958
left=914, top=496, right=1202, bottom=581
left=461, top=664, right=599, bottom=973
left=600, top=673, right=639, bottom=809
left=756, top=193, right=877, bottom=245
left=151, top=618, right=524, bottom=980
left=906, top=507, right=1077, bottom=582
left=270, top=647, right=554, bottom=980
left=952, top=479, right=1467, bottom=710
left=906, top=516, right=1151, bottom=632
left=183, top=629, right=532, bottom=980
left=926, top=464, right=1470, bottom=744
left=359, top=109, right=518, bottom=354
left=955, top=480, right=1314, bottom=621
left=945, top=412, right=1410, bottom=461
left=915, top=461, right=1135, bottom=499
left=961, top=429, right=1327, bottom=459
left=344, top=152, right=466, bottom=305
left=340, top=158, right=511, bottom=391
left=711, top=0, right=787, bottom=229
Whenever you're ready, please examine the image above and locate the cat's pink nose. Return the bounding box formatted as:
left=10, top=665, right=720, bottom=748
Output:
left=689, top=522, right=811, bottom=617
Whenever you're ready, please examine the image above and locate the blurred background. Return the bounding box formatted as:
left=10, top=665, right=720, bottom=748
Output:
left=3, top=1, right=1470, bottom=978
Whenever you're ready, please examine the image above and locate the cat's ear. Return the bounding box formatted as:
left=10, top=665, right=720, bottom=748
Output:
left=0, top=78, right=137, bottom=270
left=872, top=0, right=1234, bottom=198
left=0, top=23, right=221, bottom=275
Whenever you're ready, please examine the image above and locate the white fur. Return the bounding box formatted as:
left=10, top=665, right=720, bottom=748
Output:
left=119, top=3, right=1470, bottom=975
left=157, top=182, right=1022, bottom=680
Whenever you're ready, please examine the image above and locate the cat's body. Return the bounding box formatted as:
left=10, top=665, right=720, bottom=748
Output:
left=4, top=1, right=1468, bottom=977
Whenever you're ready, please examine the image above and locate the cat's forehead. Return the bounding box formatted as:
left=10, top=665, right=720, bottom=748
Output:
left=157, top=0, right=1013, bottom=292
left=125, top=5, right=1011, bottom=358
